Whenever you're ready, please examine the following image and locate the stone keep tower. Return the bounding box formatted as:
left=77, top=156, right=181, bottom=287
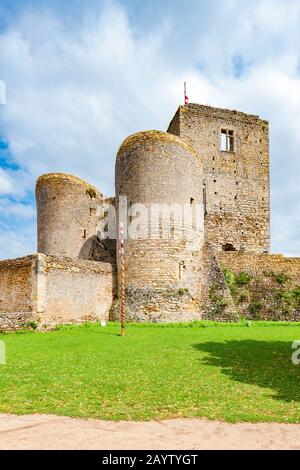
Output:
left=36, top=173, right=104, bottom=259
left=115, top=130, right=204, bottom=322
left=168, top=104, right=270, bottom=253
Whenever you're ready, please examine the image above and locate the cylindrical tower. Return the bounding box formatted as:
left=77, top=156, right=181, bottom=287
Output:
left=115, top=130, right=204, bottom=322
left=36, top=173, right=104, bottom=259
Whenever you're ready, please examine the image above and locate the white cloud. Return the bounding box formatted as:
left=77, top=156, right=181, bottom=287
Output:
left=0, top=2, right=177, bottom=196
left=0, top=221, right=35, bottom=260
left=0, top=0, right=299, bottom=256
left=0, top=168, right=13, bottom=194
left=0, top=198, right=36, bottom=219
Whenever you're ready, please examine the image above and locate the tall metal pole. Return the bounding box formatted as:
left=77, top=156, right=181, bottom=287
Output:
left=119, top=222, right=126, bottom=337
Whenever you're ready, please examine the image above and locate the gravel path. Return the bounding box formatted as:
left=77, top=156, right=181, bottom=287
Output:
left=0, top=414, right=299, bottom=450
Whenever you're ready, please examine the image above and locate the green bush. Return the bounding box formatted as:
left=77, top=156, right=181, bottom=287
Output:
left=248, top=301, right=262, bottom=317
left=292, top=287, right=300, bottom=298
left=223, top=268, right=235, bottom=286
left=276, top=290, right=293, bottom=302
left=177, top=288, right=189, bottom=296
left=219, top=297, right=228, bottom=307
left=235, top=272, right=252, bottom=286
left=86, top=186, right=97, bottom=199
left=274, top=272, right=289, bottom=285
left=25, top=321, right=38, bottom=330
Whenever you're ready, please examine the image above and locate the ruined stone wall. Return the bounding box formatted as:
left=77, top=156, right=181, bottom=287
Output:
left=0, top=256, right=36, bottom=329
left=0, top=254, right=116, bottom=330
left=36, top=173, right=105, bottom=260
left=220, top=252, right=300, bottom=283
left=115, top=130, right=204, bottom=322
left=201, top=242, right=238, bottom=321
left=220, top=252, right=300, bottom=320
left=168, top=104, right=270, bottom=254
left=41, top=255, right=116, bottom=325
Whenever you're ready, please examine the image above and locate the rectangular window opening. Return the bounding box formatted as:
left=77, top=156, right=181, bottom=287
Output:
left=221, top=129, right=234, bottom=152
left=221, top=130, right=227, bottom=151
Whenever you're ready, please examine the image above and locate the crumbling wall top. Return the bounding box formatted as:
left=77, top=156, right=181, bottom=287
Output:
left=117, top=130, right=199, bottom=160
left=36, top=172, right=103, bottom=198
left=169, top=103, right=269, bottom=127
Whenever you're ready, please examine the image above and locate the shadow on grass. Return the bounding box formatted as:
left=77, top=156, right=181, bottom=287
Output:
left=193, top=340, right=300, bottom=402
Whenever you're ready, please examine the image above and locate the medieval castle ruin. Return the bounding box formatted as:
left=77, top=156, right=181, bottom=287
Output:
left=1, top=103, right=300, bottom=329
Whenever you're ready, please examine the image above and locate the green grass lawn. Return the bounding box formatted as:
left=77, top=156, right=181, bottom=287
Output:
left=1, top=321, right=300, bottom=422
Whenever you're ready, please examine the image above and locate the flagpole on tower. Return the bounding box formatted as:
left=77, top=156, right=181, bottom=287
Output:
left=184, top=82, right=189, bottom=106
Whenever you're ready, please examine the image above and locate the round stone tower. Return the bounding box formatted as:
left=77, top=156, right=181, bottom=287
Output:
left=115, top=130, right=204, bottom=322
left=36, top=173, right=104, bottom=259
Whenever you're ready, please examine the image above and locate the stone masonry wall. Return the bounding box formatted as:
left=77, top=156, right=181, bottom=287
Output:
left=220, top=252, right=300, bottom=284
left=115, top=130, right=204, bottom=322
left=0, top=256, right=36, bottom=330
left=0, top=254, right=116, bottom=330
left=201, top=241, right=238, bottom=321
left=36, top=173, right=105, bottom=260
left=168, top=104, right=270, bottom=253
left=39, top=255, right=116, bottom=325
left=220, top=252, right=300, bottom=320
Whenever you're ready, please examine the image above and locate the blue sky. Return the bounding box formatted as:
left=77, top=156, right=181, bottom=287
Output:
left=0, top=0, right=300, bottom=258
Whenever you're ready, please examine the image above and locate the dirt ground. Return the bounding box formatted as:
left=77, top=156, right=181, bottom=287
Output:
left=0, top=414, right=300, bottom=450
